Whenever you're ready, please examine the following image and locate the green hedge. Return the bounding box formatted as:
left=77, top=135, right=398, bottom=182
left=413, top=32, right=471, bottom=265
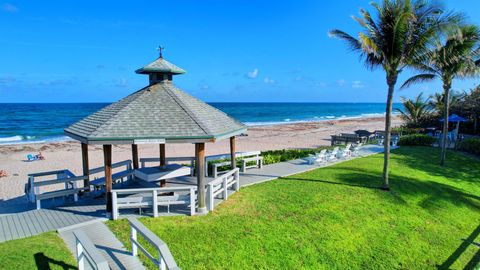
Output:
left=398, top=134, right=436, bottom=146
left=458, top=138, right=480, bottom=156
left=261, top=147, right=331, bottom=165
left=392, top=126, right=424, bottom=135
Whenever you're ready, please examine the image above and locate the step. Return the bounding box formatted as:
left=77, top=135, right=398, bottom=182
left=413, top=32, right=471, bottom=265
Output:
left=59, top=220, right=145, bottom=270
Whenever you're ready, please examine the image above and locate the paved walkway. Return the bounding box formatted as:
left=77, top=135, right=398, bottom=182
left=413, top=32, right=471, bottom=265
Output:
left=59, top=220, right=145, bottom=270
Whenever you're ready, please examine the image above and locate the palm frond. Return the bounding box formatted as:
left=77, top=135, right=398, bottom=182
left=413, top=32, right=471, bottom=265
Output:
left=400, top=73, right=436, bottom=89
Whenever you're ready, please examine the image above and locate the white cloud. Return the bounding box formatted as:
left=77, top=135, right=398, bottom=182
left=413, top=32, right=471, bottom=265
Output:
left=2, top=3, right=18, bottom=13
left=337, top=79, right=347, bottom=86
left=264, top=77, right=275, bottom=84
left=245, top=68, right=259, bottom=79
left=352, top=81, right=365, bottom=88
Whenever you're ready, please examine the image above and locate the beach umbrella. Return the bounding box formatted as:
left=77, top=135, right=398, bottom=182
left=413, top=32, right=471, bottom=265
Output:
left=439, top=114, right=468, bottom=140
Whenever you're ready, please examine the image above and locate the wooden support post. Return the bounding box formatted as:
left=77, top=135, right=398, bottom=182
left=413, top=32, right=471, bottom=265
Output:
left=81, top=143, right=90, bottom=191
left=132, top=144, right=139, bottom=169
left=195, top=143, right=207, bottom=214
left=103, top=145, right=113, bottom=216
left=230, top=136, right=236, bottom=170
left=159, top=144, right=166, bottom=187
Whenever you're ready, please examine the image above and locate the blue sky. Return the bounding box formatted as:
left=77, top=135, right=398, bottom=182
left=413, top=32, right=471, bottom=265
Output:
left=0, top=0, right=479, bottom=103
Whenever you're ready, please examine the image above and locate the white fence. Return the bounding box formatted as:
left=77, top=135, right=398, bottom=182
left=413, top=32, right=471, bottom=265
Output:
left=74, top=230, right=109, bottom=270
left=112, top=186, right=197, bottom=220
left=207, top=168, right=240, bottom=211
left=128, top=218, right=180, bottom=270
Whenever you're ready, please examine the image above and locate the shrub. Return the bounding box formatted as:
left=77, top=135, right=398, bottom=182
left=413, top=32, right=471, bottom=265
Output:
left=398, top=134, right=436, bottom=146
left=261, top=147, right=331, bottom=165
left=392, top=126, right=424, bottom=135
left=458, top=138, right=480, bottom=156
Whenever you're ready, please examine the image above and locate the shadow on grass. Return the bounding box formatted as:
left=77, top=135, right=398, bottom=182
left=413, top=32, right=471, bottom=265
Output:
left=34, top=252, right=76, bottom=270
left=280, top=149, right=480, bottom=212
left=438, top=224, right=480, bottom=270
left=393, top=147, right=480, bottom=185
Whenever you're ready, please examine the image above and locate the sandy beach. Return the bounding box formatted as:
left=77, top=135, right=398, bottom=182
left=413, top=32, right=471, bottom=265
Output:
left=0, top=116, right=401, bottom=205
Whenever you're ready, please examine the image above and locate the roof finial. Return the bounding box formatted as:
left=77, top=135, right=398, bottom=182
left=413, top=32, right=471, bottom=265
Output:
left=157, top=45, right=164, bottom=58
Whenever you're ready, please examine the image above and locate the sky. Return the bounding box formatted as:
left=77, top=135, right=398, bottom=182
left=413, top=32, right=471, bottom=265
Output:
left=0, top=0, right=479, bottom=103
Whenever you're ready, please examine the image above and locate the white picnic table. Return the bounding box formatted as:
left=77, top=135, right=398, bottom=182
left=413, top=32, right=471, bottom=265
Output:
left=134, top=164, right=191, bottom=182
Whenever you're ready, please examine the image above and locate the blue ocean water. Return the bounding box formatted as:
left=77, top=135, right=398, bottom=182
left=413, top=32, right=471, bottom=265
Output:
left=0, top=103, right=401, bottom=144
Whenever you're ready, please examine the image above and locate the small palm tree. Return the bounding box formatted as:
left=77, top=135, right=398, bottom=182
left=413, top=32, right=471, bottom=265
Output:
left=428, top=91, right=465, bottom=116
left=396, top=93, right=432, bottom=127
left=402, top=25, right=480, bottom=166
left=329, top=0, right=454, bottom=190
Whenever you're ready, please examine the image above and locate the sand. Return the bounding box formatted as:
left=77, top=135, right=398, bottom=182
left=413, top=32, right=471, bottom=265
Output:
left=0, top=116, right=401, bottom=205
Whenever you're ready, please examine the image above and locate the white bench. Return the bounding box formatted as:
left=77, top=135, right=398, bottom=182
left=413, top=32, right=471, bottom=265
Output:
left=89, top=160, right=134, bottom=191
left=212, top=161, right=231, bottom=178
left=241, top=156, right=263, bottom=172
left=206, top=151, right=262, bottom=177
left=207, top=168, right=240, bottom=211
left=26, top=170, right=89, bottom=209
left=112, top=187, right=197, bottom=220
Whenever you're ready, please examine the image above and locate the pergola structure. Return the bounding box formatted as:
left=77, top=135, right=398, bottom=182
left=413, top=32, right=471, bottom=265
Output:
left=64, top=51, right=247, bottom=216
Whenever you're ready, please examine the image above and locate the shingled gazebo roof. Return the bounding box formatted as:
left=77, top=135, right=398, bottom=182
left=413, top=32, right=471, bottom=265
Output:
left=65, top=56, right=246, bottom=145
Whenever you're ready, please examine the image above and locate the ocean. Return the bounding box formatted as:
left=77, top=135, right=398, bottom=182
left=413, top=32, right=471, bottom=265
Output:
left=0, top=103, right=401, bottom=145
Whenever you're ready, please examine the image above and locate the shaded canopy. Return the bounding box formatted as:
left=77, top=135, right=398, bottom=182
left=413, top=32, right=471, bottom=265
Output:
left=440, top=114, right=468, bottom=122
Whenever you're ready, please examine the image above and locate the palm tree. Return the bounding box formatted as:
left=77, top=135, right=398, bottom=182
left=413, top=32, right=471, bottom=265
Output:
left=396, top=93, right=432, bottom=127
left=329, top=0, right=454, bottom=190
left=401, top=25, right=480, bottom=166
left=428, top=91, right=465, bottom=116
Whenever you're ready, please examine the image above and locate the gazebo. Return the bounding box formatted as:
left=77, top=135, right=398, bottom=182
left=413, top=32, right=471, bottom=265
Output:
left=64, top=50, right=247, bottom=216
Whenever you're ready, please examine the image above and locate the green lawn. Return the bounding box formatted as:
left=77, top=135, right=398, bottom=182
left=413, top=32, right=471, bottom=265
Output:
left=0, top=231, right=76, bottom=270
left=108, top=147, right=480, bottom=270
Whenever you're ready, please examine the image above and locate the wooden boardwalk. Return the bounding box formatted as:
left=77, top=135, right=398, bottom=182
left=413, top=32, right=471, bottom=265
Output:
left=0, top=144, right=384, bottom=243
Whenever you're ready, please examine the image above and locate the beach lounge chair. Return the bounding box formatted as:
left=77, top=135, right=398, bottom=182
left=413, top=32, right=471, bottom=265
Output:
left=307, top=149, right=327, bottom=165
left=336, top=147, right=350, bottom=159
left=326, top=147, right=339, bottom=162
left=351, top=143, right=362, bottom=157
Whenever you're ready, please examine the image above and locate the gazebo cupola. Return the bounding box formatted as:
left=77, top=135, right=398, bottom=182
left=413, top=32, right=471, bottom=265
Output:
left=135, top=47, right=186, bottom=85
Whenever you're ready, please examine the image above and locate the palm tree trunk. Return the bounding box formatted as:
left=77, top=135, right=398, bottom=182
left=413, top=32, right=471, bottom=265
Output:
left=382, top=74, right=397, bottom=191
left=440, top=80, right=451, bottom=166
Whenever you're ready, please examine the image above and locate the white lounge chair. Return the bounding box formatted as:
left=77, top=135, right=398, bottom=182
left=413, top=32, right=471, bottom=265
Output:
left=326, top=147, right=339, bottom=162
left=307, top=149, right=327, bottom=165
left=351, top=143, right=362, bottom=157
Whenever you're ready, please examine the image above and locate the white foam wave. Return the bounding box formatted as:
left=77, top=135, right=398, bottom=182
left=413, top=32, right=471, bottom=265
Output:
left=0, top=135, right=24, bottom=142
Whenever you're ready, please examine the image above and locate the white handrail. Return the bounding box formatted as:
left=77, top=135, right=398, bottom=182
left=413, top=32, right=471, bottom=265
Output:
left=128, top=218, right=180, bottom=270
left=207, top=168, right=240, bottom=211
left=74, top=230, right=109, bottom=270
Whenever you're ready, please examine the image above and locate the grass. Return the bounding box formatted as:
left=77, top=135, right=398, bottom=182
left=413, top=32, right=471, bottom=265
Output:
left=108, top=147, right=480, bottom=269
left=0, top=231, right=76, bottom=270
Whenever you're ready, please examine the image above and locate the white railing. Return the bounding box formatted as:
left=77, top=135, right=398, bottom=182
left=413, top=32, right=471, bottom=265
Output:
left=74, top=230, right=109, bottom=270
left=207, top=168, right=240, bottom=211
left=112, top=186, right=197, bottom=220
left=128, top=218, right=180, bottom=270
